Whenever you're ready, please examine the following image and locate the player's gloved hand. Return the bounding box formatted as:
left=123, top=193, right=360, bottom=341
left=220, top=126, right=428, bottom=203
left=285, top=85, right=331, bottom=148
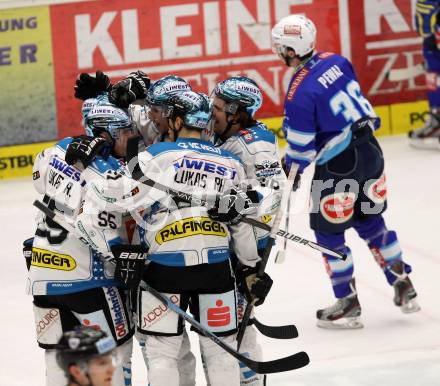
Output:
left=281, top=156, right=301, bottom=191
left=423, top=35, right=439, bottom=53
left=109, top=71, right=150, bottom=108
left=65, top=135, right=112, bottom=168
left=74, top=70, right=112, bottom=100
left=237, top=263, right=273, bottom=306
left=111, top=245, right=148, bottom=289
left=22, top=237, right=34, bottom=271
left=208, top=185, right=260, bottom=225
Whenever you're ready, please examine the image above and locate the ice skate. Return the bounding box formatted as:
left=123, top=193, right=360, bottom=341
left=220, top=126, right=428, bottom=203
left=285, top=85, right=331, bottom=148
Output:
left=316, top=279, right=363, bottom=329
left=390, top=262, right=421, bottom=314
left=408, top=112, right=440, bottom=150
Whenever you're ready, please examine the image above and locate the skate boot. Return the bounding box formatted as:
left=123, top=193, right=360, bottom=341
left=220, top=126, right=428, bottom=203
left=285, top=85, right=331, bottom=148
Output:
left=316, top=279, right=363, bottom=329
left=390, top=262, right=421, bottom=314
left=408, top=111, right=440, bottom=150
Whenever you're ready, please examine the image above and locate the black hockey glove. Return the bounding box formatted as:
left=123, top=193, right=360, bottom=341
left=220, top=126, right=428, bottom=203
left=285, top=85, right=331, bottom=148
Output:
left=109, top=71, right=150, bottom=108
left=111, top=245, right=148, bottom=289
left=237, top=263, right=273, bottom=307
left=423, top=35, right=439, bottom=53
left=74, top=70, right=112, bottom=100
left=281, top=156, right=301, bottom=191
left=208, top=185, right=260, bottom=225
left=22, top=237, right=34, bottom=271
left=65, top=135, right=112, bottom=168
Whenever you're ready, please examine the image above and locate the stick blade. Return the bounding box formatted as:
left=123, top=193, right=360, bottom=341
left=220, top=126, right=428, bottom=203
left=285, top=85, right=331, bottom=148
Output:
left=245, top=351, right=310, bottom=374
left=252, top=318, right=298, bottom=339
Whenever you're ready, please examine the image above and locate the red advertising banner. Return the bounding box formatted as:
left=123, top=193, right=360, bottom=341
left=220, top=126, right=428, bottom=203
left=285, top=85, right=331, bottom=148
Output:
left=49, top=0, right=426, bottom=139
left=50, top=0, right=340, bottom=138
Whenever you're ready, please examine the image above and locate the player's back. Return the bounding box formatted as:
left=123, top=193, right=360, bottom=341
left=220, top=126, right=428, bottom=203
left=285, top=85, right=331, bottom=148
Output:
left=136, top=137, right=257, bottom=267
left=29, top=138, right=122, bottom=296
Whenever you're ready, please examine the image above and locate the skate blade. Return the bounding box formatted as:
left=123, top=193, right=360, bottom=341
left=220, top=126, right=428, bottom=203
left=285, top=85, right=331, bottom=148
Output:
left=400, top=299, right=421, bottom=314
left=409, top=137, right=439, bottom=150
left=317, top=317, right=364, bottom=330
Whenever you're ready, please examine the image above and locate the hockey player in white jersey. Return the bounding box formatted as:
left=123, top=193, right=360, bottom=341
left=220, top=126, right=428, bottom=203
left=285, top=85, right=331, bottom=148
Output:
left=28, top=101, right=141, bottom=386
left=73, top=91, right=272, bottom=386
left=207, top=76, right=284, bottom=386
left=73, top=71, right=198, bottom=386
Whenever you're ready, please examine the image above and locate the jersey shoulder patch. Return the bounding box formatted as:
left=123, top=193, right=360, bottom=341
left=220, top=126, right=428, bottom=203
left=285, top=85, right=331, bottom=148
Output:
left=236, top=124, right=276, bottom=145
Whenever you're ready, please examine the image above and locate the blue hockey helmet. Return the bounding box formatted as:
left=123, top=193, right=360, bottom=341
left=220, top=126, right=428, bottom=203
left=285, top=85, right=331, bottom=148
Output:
left=213, top=76, right=263, bottom=117
left=165, top=91, right=211, bottom=130
left=146, top=75, right=192, bottom=107
left=56, top=326, right=116, bottom=372
left=84, top=101, right=134, bottom=140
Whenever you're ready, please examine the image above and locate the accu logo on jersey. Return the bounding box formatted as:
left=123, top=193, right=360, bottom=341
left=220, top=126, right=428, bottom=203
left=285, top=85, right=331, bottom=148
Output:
left=31, top=247, right=77, bottom=271
left=155, top=217, right=227, bottom=244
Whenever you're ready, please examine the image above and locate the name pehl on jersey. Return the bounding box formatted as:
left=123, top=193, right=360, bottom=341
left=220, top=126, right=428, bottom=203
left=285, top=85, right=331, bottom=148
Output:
left=28, top=138, right=132, bottom=296
left=135, top=138, right=260, bottom=268
left=283, top=52, right=380, bottom=174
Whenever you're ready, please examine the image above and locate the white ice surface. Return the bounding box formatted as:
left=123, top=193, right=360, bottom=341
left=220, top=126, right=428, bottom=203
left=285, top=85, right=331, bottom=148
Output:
left=1, top=135, right=439, bottom=386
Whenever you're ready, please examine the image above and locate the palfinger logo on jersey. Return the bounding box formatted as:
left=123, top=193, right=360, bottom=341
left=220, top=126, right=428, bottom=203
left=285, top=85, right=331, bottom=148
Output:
left=155, top=217, right=227, bottom=244
left=31, top=248, right=77, bottom=271
left=320, top=192, right=356, bottom=224
left=366, top=174, right=387, bottom=204
left=104, top=287, right=129, bottom=339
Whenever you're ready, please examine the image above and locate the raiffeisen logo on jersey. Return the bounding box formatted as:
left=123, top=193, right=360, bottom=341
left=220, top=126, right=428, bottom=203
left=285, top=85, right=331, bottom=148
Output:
left=173, top=157, right=237, bottom=179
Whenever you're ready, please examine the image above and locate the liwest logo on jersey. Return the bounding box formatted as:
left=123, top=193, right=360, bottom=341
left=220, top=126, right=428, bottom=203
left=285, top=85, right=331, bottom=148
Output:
left=173, top=157, right=237, bottom=179
left=31, top=248, right=77, bottom=271
left=49, top=156, right=81, bottom=181
left=156, top=217, right=227, bottom=244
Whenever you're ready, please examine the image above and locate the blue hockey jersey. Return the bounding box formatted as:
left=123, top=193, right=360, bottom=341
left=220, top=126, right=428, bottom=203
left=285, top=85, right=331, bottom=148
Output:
left=283, top=52, right=380, bottom=173
left=415, top=0, right=440, bottom=37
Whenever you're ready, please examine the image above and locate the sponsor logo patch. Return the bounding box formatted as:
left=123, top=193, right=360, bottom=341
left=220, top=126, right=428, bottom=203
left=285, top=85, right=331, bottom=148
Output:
left=367, top=174, right=387, bottom=204
left=320, top=192, right=356, bottom=224
left=104, top=287, right=128, bottom=339
left=31, top=248, right=77, bottom=271
left=284, top=24, right=301, bottom=35
left=156, top=216, right=227, bottom=244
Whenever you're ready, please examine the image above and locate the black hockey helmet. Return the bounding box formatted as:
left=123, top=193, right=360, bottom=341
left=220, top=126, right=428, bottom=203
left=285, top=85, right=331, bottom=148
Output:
left=56, top=326, right=116, bottom=372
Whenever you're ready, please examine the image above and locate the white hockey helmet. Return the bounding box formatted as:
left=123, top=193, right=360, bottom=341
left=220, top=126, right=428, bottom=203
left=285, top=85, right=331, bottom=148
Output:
left=271, top=14, right=317, bottom=58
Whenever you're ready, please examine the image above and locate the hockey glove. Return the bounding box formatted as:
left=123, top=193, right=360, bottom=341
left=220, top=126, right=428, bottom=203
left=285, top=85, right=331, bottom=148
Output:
left=74, top=70, right=112, bottom=100
left=65, top=135, right=112, bottom=168
left=237, top=263, right=273, bottom=306
left=111, top=245, right=148, bottom=289
left=23, top=237, right=34, bottom=271
left=109, top=71, right=150, bottom=108
left=423, top=35, right=439, bottom=53
left=281, top=156, right=301, bottom=191
left=208, top=185, right=260, bottom=225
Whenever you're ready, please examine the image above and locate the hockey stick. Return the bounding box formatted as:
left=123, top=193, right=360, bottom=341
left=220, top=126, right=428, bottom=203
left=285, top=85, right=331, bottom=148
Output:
left=33, top=199, right=310, bottom=374
left=236, top=164, right=299, bottom=350
left=141, top=282, right=309, bottom=374
left=251, top=317, right=298, bottom=340
left=275, top=193, right=290, bottom=264
left=126, top=154, right=346, bottom=261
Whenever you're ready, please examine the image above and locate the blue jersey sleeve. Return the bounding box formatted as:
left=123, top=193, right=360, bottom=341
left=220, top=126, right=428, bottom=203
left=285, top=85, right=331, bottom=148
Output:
left=283, top=91, right=317, bottom=173
left=415, top=0, right=439, bottom=37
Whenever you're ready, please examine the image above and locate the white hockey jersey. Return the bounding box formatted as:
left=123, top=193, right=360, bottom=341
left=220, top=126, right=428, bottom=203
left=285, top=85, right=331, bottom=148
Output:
left=215, top=122, right=285, bottom=250
left=28, top=138, right=133, bottom=295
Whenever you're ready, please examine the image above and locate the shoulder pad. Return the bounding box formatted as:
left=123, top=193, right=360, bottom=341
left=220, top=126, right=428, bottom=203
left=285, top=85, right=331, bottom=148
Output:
left=55, top=137, right=74, bottom=151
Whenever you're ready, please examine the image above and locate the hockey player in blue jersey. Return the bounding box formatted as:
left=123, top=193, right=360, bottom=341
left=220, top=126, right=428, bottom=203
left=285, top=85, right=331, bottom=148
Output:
left=271, top=14, right=420, bottom=329
left=409, top=0, right=440, bottom=149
